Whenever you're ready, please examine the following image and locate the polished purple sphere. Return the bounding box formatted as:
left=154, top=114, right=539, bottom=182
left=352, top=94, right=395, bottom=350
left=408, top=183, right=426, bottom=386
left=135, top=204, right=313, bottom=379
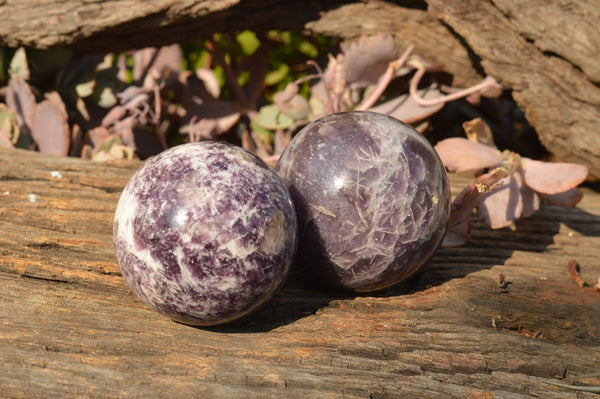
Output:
left=113, top=142, right=297, bottom=326
left=276, top=111, right=450, bottom=292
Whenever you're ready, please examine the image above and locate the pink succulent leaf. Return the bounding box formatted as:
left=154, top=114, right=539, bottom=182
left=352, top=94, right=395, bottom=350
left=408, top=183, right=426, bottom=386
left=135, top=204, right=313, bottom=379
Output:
left=195, top=68, right=221, bottom=100
left=117, top=86, right=147, bottom=104
left=114, top=125, right=136, bottom=150
left=434, top=137, right=503, bottom=173
left=520, top=158, right=588, bottom=195
left=86, top=126, right=111, bottom=147
left=280, top=94, right=310, bottom=120
left=274, top=82, right=299, bottom=104
left=273, top=129, right=290, bottom=156
left=448, top=183, right=484, bottom=228
left=441, top=219, right=471, bottom=248
left=181, top=101, right=240, bottom=139
left=31, top=99, right=70, bottom=156
left=154, top=44, right=183, bottom=75
left=310, top=80, right=328, bottom=104
left=101, top=105, right=127, bottom=127
left=92, top=134, right=135, bottom=161
left=0, top=104, right=20, bottom=146
left=132, top=45, right=182, bottom=82
left=132, top=48, right=154, bottom=82
left=368, top=86, right=444, bottom=124
left=538, top=188, right=584, bottom=207
left=477, top=172, right=539, bottom=229
left=44, top=92, right=68, bottom=117
left=323, top=53, right=347, bottom=113
left=445, top=164, right=517, bottom=244
left=112, top=116, right=136, bottom=137
left=519, top=179, right=540, bottom=219
left=273, top=86, right=309, bottom=121
left=250, top=130, right=270, bottom=158
left=123, top=92, right=150, bottom=112
left=477, top=176, right=519, bottom=229
left=241, top=129, right=255, bottom=153
left=6, top=77, right=37, bottom=131
left=341, top=34, right=399, bottom=89
left=0, top=132, right=13, bottom=148
left=81, top=144, right=93, bottom=159
left=186, top=118, right=218, bottom=142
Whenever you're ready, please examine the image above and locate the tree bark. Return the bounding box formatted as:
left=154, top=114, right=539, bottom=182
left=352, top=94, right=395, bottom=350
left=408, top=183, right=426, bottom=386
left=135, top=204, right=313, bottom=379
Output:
left=0, top=0, right=599, bottom=177
left=424, top=0, right=600, bottom=179
left=1, top=147, right=599, bottom=398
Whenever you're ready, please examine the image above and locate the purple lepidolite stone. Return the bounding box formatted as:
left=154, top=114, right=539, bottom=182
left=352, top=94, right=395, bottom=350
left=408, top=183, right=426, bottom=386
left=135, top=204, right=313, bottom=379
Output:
left=276, top=111, right=450, bottom=292
left=113, top=142, right=297, bottom=326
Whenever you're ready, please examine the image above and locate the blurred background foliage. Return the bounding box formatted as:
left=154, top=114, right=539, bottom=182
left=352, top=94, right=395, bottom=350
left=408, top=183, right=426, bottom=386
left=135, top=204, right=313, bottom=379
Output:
left=0, top=29, right=545, bottom=164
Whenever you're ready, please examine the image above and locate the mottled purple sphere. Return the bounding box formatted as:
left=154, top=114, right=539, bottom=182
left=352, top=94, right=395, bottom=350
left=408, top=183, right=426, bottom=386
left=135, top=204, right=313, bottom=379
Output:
left=113, top=142, right=297, bottom=326
left=276, top=111, right=450, bottom=292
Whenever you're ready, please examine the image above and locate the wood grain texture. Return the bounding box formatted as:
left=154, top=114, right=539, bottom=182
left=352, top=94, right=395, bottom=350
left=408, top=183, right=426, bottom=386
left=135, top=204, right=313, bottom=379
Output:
left=1, top=147, right=599, bottom=398
left=0, top=0, right=329, bottom=51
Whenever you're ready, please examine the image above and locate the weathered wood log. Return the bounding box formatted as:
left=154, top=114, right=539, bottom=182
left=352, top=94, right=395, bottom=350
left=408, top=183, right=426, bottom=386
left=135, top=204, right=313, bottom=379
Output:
left=1, top=0, right=599, bottom=178
left=1, top=147, right=599, bottom=398
left=424, top=0, right=600, bottom=178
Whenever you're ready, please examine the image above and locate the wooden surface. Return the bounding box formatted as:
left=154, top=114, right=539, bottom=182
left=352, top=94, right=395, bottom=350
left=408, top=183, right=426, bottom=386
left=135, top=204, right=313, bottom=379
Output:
left=1, top=147, right=599, bottom=398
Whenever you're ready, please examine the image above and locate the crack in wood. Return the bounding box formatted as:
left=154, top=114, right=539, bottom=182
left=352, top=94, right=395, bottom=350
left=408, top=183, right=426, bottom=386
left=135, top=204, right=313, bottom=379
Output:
left=20, top=273, right=74, bottom=284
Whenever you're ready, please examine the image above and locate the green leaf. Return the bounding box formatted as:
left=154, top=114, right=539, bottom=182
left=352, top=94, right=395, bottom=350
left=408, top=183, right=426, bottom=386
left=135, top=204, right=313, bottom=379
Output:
left=76, top=97, right=90, bottom=121
left=250, top=119, right=274, bottom=150
left=280, top=31, right=293, bottom=46
left=309, top=95, right=325, bottom=117
left=9, top=48, right=29, bottom=80
left=265, top=63, right=289, bottom=86
left=250, top=118, right=272, bottom=137
left=298, top=40, right=318, bottom=58
left=180, top=43, right=211, bottom=71
left=254, top=104, right=294, bottom=130
left=94, top=86, right=118, bottom=108
left=0, top=104, right=20, bottom=144
left=237, top=31, right=261, bottom=56
left=75, top=79, right=95, bottom=98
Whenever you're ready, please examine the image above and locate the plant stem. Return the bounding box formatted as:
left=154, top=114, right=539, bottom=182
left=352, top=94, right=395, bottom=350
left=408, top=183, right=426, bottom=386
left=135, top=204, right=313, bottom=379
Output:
left=356, top=45, right=414, bottom=111
left=206, top=38, right=251, bottom=108
left=136, top=47, right=161, bottom=86
left=447, top=152, right=520, bottom=229
left=408, top=59, right=501, bottom=107
left=567, top=260, right=586, bottom=287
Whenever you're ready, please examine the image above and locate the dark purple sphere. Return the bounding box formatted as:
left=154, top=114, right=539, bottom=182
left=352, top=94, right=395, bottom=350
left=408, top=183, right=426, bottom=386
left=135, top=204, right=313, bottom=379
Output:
left=276, top=111, right=450, bottom=292
left=113, top=142, right=297, bottom=326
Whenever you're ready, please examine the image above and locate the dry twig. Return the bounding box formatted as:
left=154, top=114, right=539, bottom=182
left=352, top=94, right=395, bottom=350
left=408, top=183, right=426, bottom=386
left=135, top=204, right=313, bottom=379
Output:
left=567, top=260, right=586, bottom=288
